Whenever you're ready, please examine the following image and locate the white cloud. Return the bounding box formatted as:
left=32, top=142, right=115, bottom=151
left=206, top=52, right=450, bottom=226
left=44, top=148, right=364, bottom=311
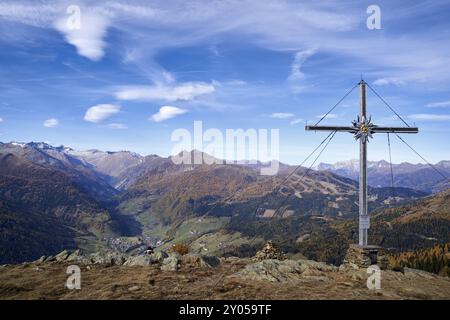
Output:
left=105, top=3, right=159, bottom=19
left=373, top=78, right=407, bottom=86
left=288, top=49, right=316, bottom=93
left=43, top=118, right=59, bottom=128
left=0, top=117, right=3, bottom=123
left=54, top=10, right=110, bottom=61
left=107, top=123, right=127, bottom=129
left=290, top=118, right=304, bottom=125
left=2, top=1, right=450, bottom=91
left=407, top=114, right=450, bottom=121
left=288, top=49, right=316, bottom=81
left=271, top=113, right=294, bottom=119
left=426, top=101, right=450, bottom=108
left=116, top=82, right=215, bottom=102
left=84, top=104, right=120, bottom=123
left=151, top=106, right=187, bottom=122
left=0, top=3, right=57, bottom=28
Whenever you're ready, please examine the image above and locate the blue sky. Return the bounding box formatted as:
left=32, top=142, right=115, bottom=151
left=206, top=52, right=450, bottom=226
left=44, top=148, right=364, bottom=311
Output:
left=1, top=0, right=450, bottom=164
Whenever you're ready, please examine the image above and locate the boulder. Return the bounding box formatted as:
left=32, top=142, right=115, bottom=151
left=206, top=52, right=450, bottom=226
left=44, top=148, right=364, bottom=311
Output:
left=297, top=259, right=337, bottom=272
left=123, top=255, right=153, bottom=266
left=35, top=256, right=47, bottom=263
left=106, top=252, right=127, bottom=266
left=181, top=254, right=220, bottom=268
left=234, top=259, right=304, bottom=282
left=44, top=255, right=56, bottom=262
left=202, top=255, right=220, bottom=267
left=151, top=251, right=169, bottom=263
left=123, top=251, right=170, bottom=266
left=33, top=250, right=84, bottom=264
left=66, top=249, right=83, bottom=262
left=83, top=251, right=127, bottom=265
left=55, top=250, right=71, bottom=262
left=161, top=254, right=180, bottom=271
left=128, top=285, right=140, bottom=292
left=233, top=258, right=336, bottom=282
left=87, top=252, right=107, bottom=265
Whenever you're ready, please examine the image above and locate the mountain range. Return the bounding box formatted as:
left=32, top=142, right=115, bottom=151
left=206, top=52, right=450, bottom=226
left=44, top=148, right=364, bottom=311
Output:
left=317, top=159, right=450, bottom=193
left=0, top=141, right=446, bottom=264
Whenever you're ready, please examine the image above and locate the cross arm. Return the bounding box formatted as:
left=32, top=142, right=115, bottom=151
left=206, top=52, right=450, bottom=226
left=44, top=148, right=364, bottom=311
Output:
left=305, top=125, right=356, bottom=132
left=305, top=125, right=418, bottom=134
left=372, top=127, right=418, bottom=134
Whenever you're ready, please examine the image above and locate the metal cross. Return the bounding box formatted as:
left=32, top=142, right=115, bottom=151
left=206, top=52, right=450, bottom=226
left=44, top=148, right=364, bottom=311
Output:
left=305, top=80, right=418, bottom=247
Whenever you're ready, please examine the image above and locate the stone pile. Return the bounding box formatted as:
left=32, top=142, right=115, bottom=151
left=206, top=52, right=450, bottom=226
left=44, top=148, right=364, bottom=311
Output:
left=254, top=241, right=285, bottom=261
left=343, top=244, right=389, bottom=269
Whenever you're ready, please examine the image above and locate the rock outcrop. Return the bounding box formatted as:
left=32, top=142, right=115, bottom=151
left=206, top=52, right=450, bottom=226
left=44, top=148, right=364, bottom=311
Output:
left=123, top=255, right=154, bottom=266
left=34, top=250, right=155, bottom=266
left=233, top=259, right=338, bottom=282
left=181, top=254, right=220, bottom=268
left=31, top=249, right=220, bottom=272
left=152, top=251, right=169, bottom=263
left=55, top=250, right=71, bottom=262
left=81, top=251, right=128, bottom=266
left=161, top=253, right=180, bottom=271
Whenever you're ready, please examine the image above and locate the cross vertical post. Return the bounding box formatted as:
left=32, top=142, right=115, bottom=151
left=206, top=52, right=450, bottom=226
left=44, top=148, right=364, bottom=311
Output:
left=358, top=80, right=369, bottom=246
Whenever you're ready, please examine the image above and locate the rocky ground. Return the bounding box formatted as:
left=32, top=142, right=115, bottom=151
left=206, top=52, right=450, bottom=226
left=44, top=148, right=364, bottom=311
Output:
left=0, top=247, right=449, bottom=300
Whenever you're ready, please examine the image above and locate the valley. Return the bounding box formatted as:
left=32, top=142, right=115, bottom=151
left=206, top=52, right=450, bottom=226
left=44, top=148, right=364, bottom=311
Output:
left=0, top=141, right=447, bottom=272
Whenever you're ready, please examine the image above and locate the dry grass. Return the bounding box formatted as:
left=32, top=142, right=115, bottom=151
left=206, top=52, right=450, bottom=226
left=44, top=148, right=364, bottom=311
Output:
left=1, top=259, right=450, bottom=300
left=171, top=243, right=189, bottom=256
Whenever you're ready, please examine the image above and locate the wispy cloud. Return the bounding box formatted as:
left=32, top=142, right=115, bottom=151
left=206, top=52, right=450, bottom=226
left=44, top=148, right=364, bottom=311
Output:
left=107, top=123, right=127, bottom=129
left=290, top=118, right=304, bottom=125
left=84, top=104, right=120, bottom=123
left=373, top=78, right=407, bottom=87
left=0, top=117, right=3, bottom=123
left=426, top=100, right=450, bottom=108
left=288, top=48, right=316, bottom=93
left=115, top=82, right=215, bottom=102
left=43, top=118, right=59, bottom=128
left=407, top=114, right=450, bottom=121
left=0, top=2, right=57, bottom=28
left=288, top=49, right=316, bottom=81
left=271, top=112, right=294, bottom=119
left=2, top=1, right=450, bottom=88
left=150, top=106, right=187, bottom=122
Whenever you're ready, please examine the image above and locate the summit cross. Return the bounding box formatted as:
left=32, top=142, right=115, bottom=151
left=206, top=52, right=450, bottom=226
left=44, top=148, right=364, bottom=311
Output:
left=305, top=80, right=418, bottom=246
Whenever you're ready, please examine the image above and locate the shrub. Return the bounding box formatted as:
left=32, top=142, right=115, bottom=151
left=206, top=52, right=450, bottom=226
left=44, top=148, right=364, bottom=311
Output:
left=171, top=243, right=189, bottom=255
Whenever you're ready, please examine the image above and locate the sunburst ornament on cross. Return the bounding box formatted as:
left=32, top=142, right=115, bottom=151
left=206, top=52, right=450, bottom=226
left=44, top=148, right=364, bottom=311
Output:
left=352, top=116, right=376, bottom=143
